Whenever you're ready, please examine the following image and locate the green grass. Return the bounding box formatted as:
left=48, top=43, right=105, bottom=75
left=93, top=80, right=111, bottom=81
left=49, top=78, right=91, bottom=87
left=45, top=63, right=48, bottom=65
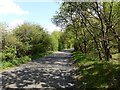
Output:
left=72, top=51, right=120, bottom=89
left=112, top=53, right=120, bottom=60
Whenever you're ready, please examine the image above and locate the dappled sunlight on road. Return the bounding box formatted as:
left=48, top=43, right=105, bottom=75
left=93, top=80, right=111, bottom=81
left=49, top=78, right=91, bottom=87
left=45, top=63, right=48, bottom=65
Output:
left=2, top=49, right=75, bottom=89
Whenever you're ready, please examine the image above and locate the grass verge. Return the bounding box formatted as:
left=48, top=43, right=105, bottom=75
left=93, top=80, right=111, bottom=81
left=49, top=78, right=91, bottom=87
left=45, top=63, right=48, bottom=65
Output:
left=72, top=51, right=120, bottom=89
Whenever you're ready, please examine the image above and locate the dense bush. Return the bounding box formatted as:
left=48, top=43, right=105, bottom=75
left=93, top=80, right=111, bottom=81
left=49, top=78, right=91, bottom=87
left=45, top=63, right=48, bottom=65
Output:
left=13, top=23, right=51, bottom=55
left=2, top=56, right=31, bottom=69
left=0, top=22, right=73, bottom=69
left=2, top=46, right=17, bottom=61
left=1, top=22, right=54, bottom=69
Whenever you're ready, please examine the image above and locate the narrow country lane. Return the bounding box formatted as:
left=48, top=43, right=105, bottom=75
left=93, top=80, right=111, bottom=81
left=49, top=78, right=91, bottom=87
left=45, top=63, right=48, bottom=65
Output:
left=1, top=49, right=76, bottom=89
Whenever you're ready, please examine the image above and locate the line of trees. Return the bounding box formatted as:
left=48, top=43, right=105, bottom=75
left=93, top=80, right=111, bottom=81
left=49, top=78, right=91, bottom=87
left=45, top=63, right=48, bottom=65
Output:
left=1, top=22, right=74, bottom=64
left=51, top=30, right=74, bottom=51
left=1, top=23, right=52, bottom=62
left=52, top=2, right=120, bottom=61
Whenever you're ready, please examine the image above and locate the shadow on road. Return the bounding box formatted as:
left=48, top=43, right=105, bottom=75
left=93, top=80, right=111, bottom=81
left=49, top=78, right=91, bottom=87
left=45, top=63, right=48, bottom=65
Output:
left=2, top=49, right=75, bottom=89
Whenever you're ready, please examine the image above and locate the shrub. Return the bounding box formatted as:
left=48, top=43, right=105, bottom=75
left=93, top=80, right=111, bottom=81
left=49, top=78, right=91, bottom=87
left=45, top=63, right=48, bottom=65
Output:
left=2, top=46, right=17, bottom=61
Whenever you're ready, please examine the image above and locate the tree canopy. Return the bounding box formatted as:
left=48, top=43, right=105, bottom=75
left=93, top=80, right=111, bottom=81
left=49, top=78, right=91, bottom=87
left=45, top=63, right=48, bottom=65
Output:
left=52, top=2, right=120, bottom=61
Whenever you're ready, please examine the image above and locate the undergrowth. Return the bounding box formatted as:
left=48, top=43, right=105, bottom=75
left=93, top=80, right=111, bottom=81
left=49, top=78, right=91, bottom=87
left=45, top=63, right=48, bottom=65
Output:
left=72, top=51, right=120, bottom=89
left=0, top=51, right=53, bottom=70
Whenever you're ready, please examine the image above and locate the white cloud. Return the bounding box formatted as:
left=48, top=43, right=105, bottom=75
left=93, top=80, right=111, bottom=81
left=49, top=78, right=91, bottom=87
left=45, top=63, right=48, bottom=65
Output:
left=0, top=0, right=29, bottom=15
left=44, top=24, right=61, bottom=33
left=6, top=20, right=61, bottom=33
left=7, top=19, right=24, bottom=30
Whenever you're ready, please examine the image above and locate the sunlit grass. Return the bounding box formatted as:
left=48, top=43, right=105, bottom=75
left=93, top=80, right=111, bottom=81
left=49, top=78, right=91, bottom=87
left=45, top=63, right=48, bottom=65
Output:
left=73, top=51, right=120, bottom=89
left=112, top=53, right=120, bottom=59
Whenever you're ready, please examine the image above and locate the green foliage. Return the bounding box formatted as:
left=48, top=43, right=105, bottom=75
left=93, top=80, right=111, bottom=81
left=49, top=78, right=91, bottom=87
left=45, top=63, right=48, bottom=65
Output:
left=13, top=23, right=49, bottom=54
left=11, top=56, right=31, bottom=65
left=53, top=2, right=120, bottom=60
left=50, top=35, right=58, bottom=51
left=31, top=51, right=53, bottom=60
left=60, top=30, right=74, bottom=49
left=50, top=31, right=62, bottom=51
left=50, top=30, right=74, bottom=51
left=2, top=61, right=13, bottom=69
left=1, top=56, right=31, bottom=69
left=73, top=51, right=120, bottom=89
left=1, top=22, right=53, bottom=69
left=2, top=46, right=17, bottom=61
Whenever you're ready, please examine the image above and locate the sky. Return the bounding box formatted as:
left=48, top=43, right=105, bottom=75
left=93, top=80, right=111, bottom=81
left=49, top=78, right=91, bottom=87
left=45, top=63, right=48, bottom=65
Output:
left=0, top=0, right=61, bottom=33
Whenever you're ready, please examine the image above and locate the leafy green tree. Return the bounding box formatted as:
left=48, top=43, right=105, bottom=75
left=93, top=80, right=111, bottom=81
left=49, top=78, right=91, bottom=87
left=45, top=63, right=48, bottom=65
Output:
left=0, top=23, right=21, bottom=61
left=13, top=23, right=52, bottom=55
left=52, top=2, right=120, bottom=61
left=51, top=31, right=62, bottom=51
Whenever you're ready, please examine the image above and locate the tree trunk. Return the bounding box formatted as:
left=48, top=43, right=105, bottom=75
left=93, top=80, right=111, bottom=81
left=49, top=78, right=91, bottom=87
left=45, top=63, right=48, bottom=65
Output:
left=83, top=29, right=87, bottom=53
left=93, top=37, right=102, bottom=60
left=102, top=40, right=112, bottom=61
left=84, top=40, right=87, bottom=53
left=118, top=37, right=120, bottom=53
